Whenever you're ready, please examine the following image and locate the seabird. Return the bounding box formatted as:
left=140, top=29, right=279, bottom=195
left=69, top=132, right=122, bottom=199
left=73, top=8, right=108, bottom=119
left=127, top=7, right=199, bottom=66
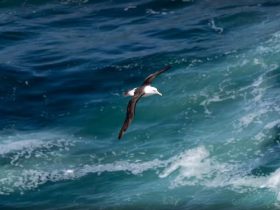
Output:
left=118, top=65, right=171, bottom=139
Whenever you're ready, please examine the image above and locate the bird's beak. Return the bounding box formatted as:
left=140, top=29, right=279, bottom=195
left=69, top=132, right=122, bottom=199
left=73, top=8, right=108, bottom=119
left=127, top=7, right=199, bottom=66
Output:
left=157, top=91, right=162, bottom=96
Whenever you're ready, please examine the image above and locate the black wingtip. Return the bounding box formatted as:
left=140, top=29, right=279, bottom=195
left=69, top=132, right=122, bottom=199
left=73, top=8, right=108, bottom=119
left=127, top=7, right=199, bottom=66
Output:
left=164, top=65, right=171, bottom=70
left=118, top=131, right=123, bottom=140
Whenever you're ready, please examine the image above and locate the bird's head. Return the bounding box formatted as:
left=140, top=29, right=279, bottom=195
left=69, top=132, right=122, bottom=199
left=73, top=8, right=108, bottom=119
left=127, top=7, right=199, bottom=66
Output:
left=151, top=87, right=162, bottom=96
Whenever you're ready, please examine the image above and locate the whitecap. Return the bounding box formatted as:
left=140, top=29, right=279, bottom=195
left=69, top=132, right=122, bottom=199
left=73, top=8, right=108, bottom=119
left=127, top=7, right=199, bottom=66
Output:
left=0, top=131, right=75, bottom=167
left=159, top=146, right=210, bottom=179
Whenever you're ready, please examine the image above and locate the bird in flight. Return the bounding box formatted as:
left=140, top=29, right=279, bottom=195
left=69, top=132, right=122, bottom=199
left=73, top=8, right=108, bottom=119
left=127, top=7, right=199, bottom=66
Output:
left=118, top=65, right=171, bottom=139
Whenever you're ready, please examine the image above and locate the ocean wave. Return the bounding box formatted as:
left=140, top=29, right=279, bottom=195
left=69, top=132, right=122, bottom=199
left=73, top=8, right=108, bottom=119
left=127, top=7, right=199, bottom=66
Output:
left=0, top=131, right=75, bottom=167
left=1, top=142, right=280, bottom=207
left=0, top=152, right=167, bottom=194
left=159, top=146, right=280, bottom=202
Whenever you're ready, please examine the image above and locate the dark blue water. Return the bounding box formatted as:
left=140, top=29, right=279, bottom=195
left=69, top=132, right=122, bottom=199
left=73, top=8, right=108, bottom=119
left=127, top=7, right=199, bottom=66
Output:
left=1, top=0, right=280, bottom=209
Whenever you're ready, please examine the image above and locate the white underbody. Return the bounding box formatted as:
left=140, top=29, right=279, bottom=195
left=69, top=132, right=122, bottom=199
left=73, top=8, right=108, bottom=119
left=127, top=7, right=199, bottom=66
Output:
left=126, top=85, right=162, bottom=97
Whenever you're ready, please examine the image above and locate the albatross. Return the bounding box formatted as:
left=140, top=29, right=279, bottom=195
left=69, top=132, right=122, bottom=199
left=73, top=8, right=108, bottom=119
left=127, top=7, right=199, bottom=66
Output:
left=118, top=65, right=171, bottom=139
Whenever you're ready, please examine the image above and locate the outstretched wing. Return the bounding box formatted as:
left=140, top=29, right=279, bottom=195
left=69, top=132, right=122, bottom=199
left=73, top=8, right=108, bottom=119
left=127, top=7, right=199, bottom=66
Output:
left=118, top=92, right=144, bottom=139
left=142, top=65, right=171, bottom=86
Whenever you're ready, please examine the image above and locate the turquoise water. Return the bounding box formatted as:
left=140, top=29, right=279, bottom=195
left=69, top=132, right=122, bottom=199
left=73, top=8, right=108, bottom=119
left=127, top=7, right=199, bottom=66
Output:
left=1, top=0, right=280, bottom=209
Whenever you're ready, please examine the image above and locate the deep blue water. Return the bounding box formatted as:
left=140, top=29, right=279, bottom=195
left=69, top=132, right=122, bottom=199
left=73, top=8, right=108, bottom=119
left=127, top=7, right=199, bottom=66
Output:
left=1, top=0, right=280, bottom=209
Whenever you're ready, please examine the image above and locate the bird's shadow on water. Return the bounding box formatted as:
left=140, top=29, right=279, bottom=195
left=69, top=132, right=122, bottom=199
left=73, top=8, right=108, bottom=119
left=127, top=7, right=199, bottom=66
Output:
left=250, top=125, right=280, bottom=176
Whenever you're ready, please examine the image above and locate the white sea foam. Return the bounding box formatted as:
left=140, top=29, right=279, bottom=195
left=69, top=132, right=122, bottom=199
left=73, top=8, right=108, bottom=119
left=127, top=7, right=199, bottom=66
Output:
left=124, top=5, right=137, bottom=11
left=0, top=146, right=215, bottom=194
left=156, top=146, right=280, bottom=204
left=159, top=146, right=210, bottom=179
left=200, top=93, right=236, bottom=114
left=208, top=19, right=223, bottom=33
left=159, top=146, right=236, bottom=188
left=0, top=130, right=169, bottom=194
left=146, top=9, right=160, bottom=15
left=0, top=132, right=73, bottom=154
left=0, top=157, right=167, bottom=194
left=2, top=143, right=280, bottom=202
left=79, top=159, right=165, bottom=176
left=0, top=131, right=75, bottom=167
left=0, top=139, right=45, bottom=156
left=238, top=109, right=267, bottom=128
left=0, top=147, right=214, bottom=194
left=264, top=120, right=280, bottom=130
left=234, top=63, right=280, bottom=130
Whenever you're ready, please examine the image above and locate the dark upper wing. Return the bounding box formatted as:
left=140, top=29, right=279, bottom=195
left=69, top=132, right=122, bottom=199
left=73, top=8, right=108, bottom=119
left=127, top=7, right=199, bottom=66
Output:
left=142, top=65, right=171, bottom=86
left=118, top=92, right=144, bottom=139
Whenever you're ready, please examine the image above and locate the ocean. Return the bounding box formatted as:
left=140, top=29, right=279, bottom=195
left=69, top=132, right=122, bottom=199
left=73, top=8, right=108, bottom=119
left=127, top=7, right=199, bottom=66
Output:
left=1, top=0, right=280, bottom=209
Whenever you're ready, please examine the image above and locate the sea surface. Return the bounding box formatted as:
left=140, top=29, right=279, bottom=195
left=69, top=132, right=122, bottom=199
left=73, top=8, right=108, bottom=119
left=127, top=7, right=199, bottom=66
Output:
left=1, top=0, right=280, bottom=209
